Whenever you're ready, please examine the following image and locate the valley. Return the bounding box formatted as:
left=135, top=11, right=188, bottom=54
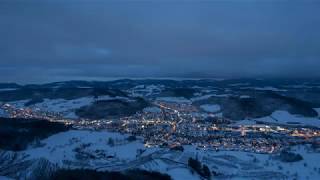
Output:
left=1, top=79, right=320, bottom=179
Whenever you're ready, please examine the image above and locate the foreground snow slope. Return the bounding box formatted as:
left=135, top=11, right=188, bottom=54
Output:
left=236, top=110, right=320, bottom=128
left=24, top=130, right=145, bottom=165
left=13, top=130, right=319, bottom=180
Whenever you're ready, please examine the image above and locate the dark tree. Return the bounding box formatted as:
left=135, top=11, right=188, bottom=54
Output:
left=127, top=135, right=137, bottom=142
left=188, top=158, right=213, bottom=179
left=202, top=164, right=211, bottom=178
left=107, top=137, right=115, bottom=147
left=188, top=158, right=202, bottom=175
left=170, top=145, right=184, bottom=152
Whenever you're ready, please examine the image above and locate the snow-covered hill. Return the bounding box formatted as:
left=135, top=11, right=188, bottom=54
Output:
left=1, top=130, right=319, bottom=180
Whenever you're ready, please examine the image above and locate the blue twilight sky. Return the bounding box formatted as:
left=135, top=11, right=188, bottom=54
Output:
left=0, top=0, right=320, bottom=83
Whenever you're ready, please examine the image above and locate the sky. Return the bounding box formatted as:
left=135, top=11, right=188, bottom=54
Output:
left=0, top=0, right=320, bottom=83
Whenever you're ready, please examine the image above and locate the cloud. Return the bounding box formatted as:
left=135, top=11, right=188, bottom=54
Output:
left=0, top=0, right=320, bottom=83
left=54, top=44, right=111, bottom=59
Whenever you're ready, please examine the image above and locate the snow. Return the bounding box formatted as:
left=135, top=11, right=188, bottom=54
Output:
left=314, top=108, right=320, bottom=117
left=9, top=100, right=30, bottom=109
left=229, top=83, right=250, bottom=86
left=241, top=86, right=287, bottom=92
left=254, top=86, right=287, bottom=92
left=8, top=96, right=131, bottom=119
left=282, top=85, right=320, bottom=89
left=5, top=128, right=320, bottom=180
left=154, top=92, right=232, bottom=103
left=235, top=119, right=257, bottom=126
left=181, top=145, right=320, bottom=179
left=157, top=97, right=191, bottom=104
left=33, top=98, right=92, bottom=113
left=18, top=97, right=94, bottom=119
left=0, top=109, right=8, bottom=117
left=191, top=94, right=231, bottom=102
left=212, top=94, right=231, bottom=98
left=190, top=94, right=214, bottom=101
left=255, top=111, right=320, bottom=127
left=76, top=86, right=93, bottom=89
left=143, top=107, right=161, bottom=113
left=214, top=112, right=224, bottom=118
left=24, top=130, right=145, bottom=166
left=167, top=168, right=199, bottom=180
left=201, top=89, right=218, bottom=93
left=234, top=110, right=320, bottom=127
left=200, top=104, right=221, bottom=113
left=240, top=95, right=251, bottom=99
left=131, top=85, right=163, bottom=97
left=0, top=176, right=14, bottom=180
left=0, top=88, right=17, bottom=91
left=64, top=112, right=78, bottom=119
left=19, top=130, right=198, bottom=180
left=139, top=154, right=200, bottom=180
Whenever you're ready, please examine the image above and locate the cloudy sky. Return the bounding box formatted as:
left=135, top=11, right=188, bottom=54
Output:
left=0, top=0, right=320, bottom=83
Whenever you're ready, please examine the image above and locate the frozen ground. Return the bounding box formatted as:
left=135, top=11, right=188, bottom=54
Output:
left=130, top=85, right=163, bottom=97
left=8, top=96, right=131, bottom=119
left=235, top=110, right=320, bottom=128
left=156, top=97, right=191, bottom=104
left=143, top=106, right=162, bottom=113
left=180, top=145, right=320, bottom=179
left=314, top=108, right=320, bottom=117
left=255, top=111, right=320, bottom=128
left=240, top=86, right=288, bottom=92
left=23, top=130, right=146, bottom=167
left=191, top=94, right=231, bottom=102
left=0, top=109, right=8, bottom=117
left=200, top=104, right=221, bottom=113
left=156, top=94, right=231, bottom=103
left=1, top=130, right=314, bottom=180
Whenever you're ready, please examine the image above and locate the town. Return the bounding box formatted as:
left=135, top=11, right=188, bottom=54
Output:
left=1, top=100, right=320, bottom=154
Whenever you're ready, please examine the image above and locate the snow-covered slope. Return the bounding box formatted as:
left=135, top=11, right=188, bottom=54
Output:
left=6, top=130, right=316, bottom=180
left=255, top=111, right=320, bottom=127
left=235, top=110, right=320, bottom=128
left=130, top=85, right=163, bottom=97
left=8, top=96, right=131, bottom=119
left=24, top=130, right=146, bottom=166
left=0, top=109, right=8, bottom=117
left=156, top=97, right=191, bottom=103
left=200, top=104, right=221, bottom=113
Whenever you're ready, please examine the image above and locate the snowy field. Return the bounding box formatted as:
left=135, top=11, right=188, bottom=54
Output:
left=240, top=86, right=288, bottom=92
left=156, top=94, right=231, bottom=103
left=130, top=85, right=163, bottom=97
left=235, top=110, right=320, bottom=128
left=7, top=96, right=132, bottom=119
left=2, top=130, right=314, bottom=180
left=315, top=108, right=320, bottom=117
left=143, top=106, right=162, bottom=113
left=23, top=130, right=146, bottom=167
left=255, top=111, right=320, bottom=128
left=191, top=94, right=231, bottom=101
left=156, top=97, right=191, bottom=104
left=190, top=145, right=320, bottom=180
left=200, top=104, right=221, bottom=113
left=0, top=109, right=8, bottom=117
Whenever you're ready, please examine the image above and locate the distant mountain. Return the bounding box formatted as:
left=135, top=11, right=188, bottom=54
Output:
left=0, top=83, right=21, bottom=89
left=0, top=79, right=320, bottom=120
